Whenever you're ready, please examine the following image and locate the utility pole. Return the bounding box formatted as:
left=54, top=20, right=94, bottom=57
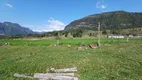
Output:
left=98, top=22, right=101, bottom=47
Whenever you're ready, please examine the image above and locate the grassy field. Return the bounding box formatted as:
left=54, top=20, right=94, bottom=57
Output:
left=0, top=38, right=142, bottom=80
left=0, top=38, right=140, bottom=45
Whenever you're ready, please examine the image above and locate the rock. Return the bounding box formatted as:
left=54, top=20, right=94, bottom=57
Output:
left=89, top=44, right=97, bottom=49
left=77, top=47, right=84, bottom=50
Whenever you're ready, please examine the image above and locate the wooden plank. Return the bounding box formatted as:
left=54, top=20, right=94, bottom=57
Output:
left=34, top=73, right=74, bottom=78
left=35, top=75, right=78, bottom=80
left=34, top=73, right=78, bottom=80
left=14, top=73, right=78, bottom=80
left=14, top=73, right=34, bottom=79
left=14, top=67, right=78, bottom=80
left=50, top=67, right=77, bottom=73
left=52, top=76, right=78, bottom=80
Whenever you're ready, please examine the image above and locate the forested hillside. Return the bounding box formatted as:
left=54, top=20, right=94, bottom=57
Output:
left=65, top=11, right=142, bottom=30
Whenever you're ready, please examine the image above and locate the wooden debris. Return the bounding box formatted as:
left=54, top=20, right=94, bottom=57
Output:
left=34, top=73, right=75, bottom=77
left=14, top=73, right=34, bottom=79
left=38, top=76, right=78, bottom=80
left=39, top=76, right=78, bottom=80
left=51, top=76, right=78, bottom=80
left=14, top=67, right=79, bottom=80
left=50, top=67, right=77, bottom=73
left=34, top=73, right=78, bottom=80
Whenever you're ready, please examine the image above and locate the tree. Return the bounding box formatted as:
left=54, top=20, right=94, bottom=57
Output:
left=102, top=30, right=107, bottom=34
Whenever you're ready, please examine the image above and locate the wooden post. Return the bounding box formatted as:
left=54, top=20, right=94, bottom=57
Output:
left=127, top=37, right=129, bottom=42
left=98, top=22, right=101, bottom=47
left=56, top=40, right=60, bottom=45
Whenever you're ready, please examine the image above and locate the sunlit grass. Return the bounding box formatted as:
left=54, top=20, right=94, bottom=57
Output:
left=0, top=38, right=136, bottom=45
left=0, top=38, right=142, bottom=80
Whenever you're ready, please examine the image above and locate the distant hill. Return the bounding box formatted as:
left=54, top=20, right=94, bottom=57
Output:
left=64, top=11, right=142, bottom=30
left=0, top=22, right=34, bottom=36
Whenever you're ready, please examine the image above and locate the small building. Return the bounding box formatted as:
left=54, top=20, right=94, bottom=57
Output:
left=135, top=34, right=142, bottom=38
left=107, top=34, right=124, bottom=38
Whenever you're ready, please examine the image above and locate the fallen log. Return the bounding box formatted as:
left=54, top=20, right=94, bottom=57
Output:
left=14, top=73, right=34, bottom=79
left=34, top=73, right=75, bottom=78
left=35, top=75, right=78, bottom=80
left=14, top=73, right=78, bottom=80
left=14, top=67, right=78, bottom=80
left=50, top=67, right=77, bottom=73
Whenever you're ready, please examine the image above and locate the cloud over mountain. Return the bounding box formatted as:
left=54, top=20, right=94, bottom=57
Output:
left=24, top=18, right=66, bottom=32
left=96, top=0, right=107, bottom=10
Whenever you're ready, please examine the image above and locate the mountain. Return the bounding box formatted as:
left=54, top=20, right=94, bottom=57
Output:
left=0, top=22, right=34, bottom=36
left=64, top=11, right=142, bottom=31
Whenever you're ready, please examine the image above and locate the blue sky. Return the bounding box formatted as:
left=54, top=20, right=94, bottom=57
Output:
left=0, top=0, right=142, bottom=32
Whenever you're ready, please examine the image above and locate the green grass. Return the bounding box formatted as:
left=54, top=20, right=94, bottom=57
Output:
left=0, top=38, right=139, bottom=45
left=0, top=38, right=142, bottom=80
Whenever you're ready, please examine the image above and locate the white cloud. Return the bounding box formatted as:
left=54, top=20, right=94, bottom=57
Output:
left=96, top=2, right=100, bottom=8
left=23, top=18, right=66, bottom=32
left=5, top=3, right=13, bottom=8
left=46, top=19, right=66, bottom=31
left=96, top=0, right=107, bottom=10
left=101, top=5, right=107, bottom=9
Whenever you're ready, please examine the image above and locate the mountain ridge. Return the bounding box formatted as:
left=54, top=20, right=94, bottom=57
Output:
left=0, top=22, right=34, bottom=36
left=64, top=11, right=142, bottom=30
